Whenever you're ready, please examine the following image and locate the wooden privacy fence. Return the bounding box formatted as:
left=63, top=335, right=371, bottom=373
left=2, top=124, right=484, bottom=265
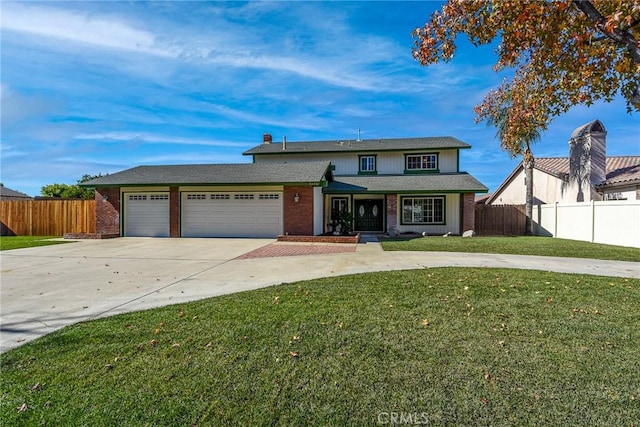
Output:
left=475, top=204, right=526, bottom=236
left=1, top=199, right=95, bottom=236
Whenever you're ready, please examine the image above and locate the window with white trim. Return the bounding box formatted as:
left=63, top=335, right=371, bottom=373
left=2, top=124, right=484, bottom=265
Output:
left=406, top=154, right=438, bottom=171
left=331, top=197, right=348, bottom=221
left=359, top=155, right=376, bottom=173
left=605, top=192, right=626, bottom=201
left=401, top=196, right=445, bottom=224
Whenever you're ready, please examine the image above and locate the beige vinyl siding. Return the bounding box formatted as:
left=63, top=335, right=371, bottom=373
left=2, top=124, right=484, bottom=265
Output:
left=253, top=149, right=460, bottom=175
left=396, top=193, right=460, bottom=235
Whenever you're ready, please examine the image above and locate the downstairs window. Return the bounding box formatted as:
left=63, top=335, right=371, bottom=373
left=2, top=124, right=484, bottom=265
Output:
left=401, top=196, right=445, bottom=224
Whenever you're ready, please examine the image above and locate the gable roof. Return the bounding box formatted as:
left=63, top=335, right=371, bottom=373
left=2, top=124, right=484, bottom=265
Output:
left=597, top=156, right=640, bottom=188
left=81, top=161, right=333, bottom=187
left=486, top=156, right=640, bottom=204
left=243, top=136, right=471, bottom=156
left=533, top=156, right=640, bottom=183
left=0, top=184, right=32, bottom=200
left=325, top=173, right=488, bottom=194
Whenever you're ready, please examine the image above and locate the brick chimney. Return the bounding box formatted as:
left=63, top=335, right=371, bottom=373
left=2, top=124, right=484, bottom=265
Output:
left=263, top=133, right=272, bottom=144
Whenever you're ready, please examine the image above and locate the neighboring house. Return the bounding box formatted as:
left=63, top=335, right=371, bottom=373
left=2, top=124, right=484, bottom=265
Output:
left=82, top=135, right=488, bottom=238
left=487, top=120, right=640, bottom=205
left=0, top=184, right=32, bottom=200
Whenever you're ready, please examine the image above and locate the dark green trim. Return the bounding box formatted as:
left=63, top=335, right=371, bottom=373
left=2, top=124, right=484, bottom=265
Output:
left=358, top=154, right=377, bottom=174
left=404, top=153, right=439, bottom=173
left=399, top=195, right=447, bottom=226
left=245, top=146, right=470, bottom=156
left=86, top=181, right=327, bottom=189
left=323, top=189, right=486, bottom=195
left=456, top=151, right=460, bottom=172
left=329, top=197, right=349, bottom=221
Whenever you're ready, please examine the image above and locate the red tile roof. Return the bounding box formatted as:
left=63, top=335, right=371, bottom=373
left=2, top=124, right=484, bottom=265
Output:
left=534, top=156, right=640, bottom=186
left=600, top=156, right=640, bottom=187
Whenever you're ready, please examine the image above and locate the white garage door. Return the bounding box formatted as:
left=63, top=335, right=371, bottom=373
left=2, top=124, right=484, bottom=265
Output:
left=181, top=192, right=282, bottom=238
left=124, top=193, right=170, bottom=237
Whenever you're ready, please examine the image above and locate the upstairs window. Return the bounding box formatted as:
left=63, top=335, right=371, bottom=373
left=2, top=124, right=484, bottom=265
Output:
left=405, top=153, right=438, bottom=172
left=359, top=155, right=377, bottom=174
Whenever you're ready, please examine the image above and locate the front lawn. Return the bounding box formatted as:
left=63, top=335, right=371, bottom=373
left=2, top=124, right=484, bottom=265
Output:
left=381, top=236, right=640, bottom=262
left=2, top=268, right=638, bottom=426
left=0, top=236, right=71, bottom=251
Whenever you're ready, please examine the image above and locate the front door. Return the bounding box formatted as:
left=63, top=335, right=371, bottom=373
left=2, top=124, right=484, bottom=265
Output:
left=354, top=199, right=383, bottom=232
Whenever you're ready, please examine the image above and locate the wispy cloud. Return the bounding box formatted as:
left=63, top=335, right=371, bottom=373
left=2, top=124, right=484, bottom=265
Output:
left=1, top=1, right=637, bottom=197
left=73, top=132, right=250, bottom=148
left=0, top=84, right=61, bottom=126
left=1, top=3, right=177, bottom=58
left=0, top=2, right=424, bottom=93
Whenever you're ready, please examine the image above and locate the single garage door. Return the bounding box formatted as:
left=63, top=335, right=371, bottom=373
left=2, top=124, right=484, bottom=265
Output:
left=181, top=192, right=282, bottom=238
left=124, top=193, right=170, bottom=237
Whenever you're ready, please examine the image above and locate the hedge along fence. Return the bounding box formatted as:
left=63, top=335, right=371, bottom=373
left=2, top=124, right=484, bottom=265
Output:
left=0, top=199, right=95, bottom=236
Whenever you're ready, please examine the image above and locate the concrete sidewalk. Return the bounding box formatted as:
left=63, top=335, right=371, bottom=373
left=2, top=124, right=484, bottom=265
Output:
left=1, top=237, right=638, bottom=352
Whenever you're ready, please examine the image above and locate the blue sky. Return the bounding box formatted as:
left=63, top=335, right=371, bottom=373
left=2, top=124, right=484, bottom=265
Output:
left=2, top=1, right=638, bottom=197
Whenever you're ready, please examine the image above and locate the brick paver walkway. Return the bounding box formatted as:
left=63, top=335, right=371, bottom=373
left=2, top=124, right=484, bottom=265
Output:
left=237, top=243, right=357, bottom=259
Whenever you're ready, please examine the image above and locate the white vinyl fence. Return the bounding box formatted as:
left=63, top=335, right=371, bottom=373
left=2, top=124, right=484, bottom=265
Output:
left=533, top=200, right=640, bottom=248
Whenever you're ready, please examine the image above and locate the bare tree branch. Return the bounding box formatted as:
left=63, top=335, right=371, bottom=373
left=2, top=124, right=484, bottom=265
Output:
left=572, top=0, right=640, bottom=64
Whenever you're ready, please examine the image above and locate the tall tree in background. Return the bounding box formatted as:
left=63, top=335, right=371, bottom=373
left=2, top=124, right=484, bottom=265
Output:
left=41, top=174, right=103, bottom=199
left=485, top=98, right=541, bottom=235
left=413, top=0, right=639, bottom=159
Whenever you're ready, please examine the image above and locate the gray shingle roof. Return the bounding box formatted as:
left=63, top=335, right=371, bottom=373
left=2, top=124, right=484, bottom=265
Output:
left=81, top=162, right=332, bottom=187
left=0, top=184, right=32, bottom=199
left=324, top=173, right=488, bottom=194
left=244, top=136, right=471, bottom=156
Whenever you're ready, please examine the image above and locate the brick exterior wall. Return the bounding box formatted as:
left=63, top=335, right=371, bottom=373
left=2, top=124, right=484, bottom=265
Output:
left=461, top=192, right=476, bottom=232
left=386, top=194, right=397, bottom=232
left=283, top=186, right=314, bottom=235
left=95, top=188, right=121, bottom=235
left=169, top=187, right=179, bottom=237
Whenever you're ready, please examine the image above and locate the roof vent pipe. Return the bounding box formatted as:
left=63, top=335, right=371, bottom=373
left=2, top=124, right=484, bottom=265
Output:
left=357, top=128, right=361, bottom=142
left=283, top=136, right=286, bottom=151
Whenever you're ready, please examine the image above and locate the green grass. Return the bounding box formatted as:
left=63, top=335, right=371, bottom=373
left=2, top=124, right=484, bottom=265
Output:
left=381, top=236, right=640, bottom=262
left=0, top=236, right=71, bottom=251
left=2, top=268, right=639, bottom=426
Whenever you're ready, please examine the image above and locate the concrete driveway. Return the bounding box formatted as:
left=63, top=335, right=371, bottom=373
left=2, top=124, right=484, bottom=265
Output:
left=2, top=237, right=638, bottom=352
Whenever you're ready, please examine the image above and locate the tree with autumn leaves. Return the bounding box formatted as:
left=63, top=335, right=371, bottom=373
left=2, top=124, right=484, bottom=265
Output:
left=413, top=0, right=639, bottom=233
left=413, top=0, right=639, bottom=155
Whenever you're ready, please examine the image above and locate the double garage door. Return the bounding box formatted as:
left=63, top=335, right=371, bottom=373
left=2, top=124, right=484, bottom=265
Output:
left=123, top=191, right=283, bottom=238
left=182, top=192, right=283, bottom=238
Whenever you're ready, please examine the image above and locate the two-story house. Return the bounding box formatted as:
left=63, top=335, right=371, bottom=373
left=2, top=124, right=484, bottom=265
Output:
left=82, top=134, right=487, bottom=238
